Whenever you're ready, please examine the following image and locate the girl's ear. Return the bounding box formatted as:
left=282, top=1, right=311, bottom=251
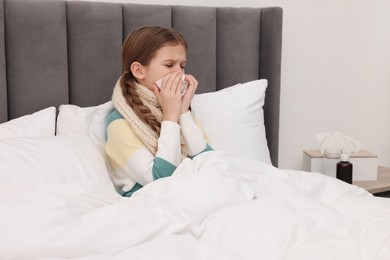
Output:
left=130, top=62, right=145, bottom=80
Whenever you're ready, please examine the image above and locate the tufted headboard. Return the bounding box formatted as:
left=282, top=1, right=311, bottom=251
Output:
left=0, top=0, right=282, bottom=165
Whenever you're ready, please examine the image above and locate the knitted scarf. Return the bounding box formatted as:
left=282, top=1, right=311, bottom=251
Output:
left=112, top=79, right=188, bottom=159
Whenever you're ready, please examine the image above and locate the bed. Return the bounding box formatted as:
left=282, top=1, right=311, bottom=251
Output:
left=1, top=0, right=389, bottom=259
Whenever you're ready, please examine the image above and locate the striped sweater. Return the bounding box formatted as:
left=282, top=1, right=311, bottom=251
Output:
left=105, top=110, right=212, bottom=197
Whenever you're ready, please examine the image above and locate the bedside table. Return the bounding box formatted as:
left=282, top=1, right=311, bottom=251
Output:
left=353, top=166, right=390, bottom=194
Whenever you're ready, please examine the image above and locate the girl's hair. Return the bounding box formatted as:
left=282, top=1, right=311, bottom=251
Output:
left=120, top=25, right=187, bottom=134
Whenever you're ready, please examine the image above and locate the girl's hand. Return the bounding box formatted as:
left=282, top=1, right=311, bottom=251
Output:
left=153, top=70, right=183, bottom=123
left=181, top=74, right=198, bottom=114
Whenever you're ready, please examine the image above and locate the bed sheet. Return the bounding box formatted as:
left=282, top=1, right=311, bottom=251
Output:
left=1, top=151, right=389, bottom=260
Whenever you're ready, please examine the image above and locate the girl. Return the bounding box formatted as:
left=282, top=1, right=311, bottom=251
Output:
left=105, top=26, right=212, bottom=197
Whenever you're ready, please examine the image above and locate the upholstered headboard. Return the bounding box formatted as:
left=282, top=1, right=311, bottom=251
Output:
left=0, top=0, right=282, bottom=165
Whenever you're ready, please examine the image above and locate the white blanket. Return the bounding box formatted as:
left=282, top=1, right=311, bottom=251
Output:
left=1, top=151, right=390, bottom=260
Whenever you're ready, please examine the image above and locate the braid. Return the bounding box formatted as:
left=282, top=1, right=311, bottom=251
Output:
left=120, top=72, right=161, bottom=135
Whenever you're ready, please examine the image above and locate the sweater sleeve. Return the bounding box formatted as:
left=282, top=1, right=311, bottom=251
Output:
left=153, top=121, right=182, bottom=178
left=179, top=111, right=213, bottom=157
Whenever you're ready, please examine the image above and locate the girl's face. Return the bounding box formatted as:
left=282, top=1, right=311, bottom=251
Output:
left=139, top=44, right=186, bottom=90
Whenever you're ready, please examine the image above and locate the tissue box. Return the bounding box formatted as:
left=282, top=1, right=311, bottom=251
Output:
left=303, top=150, right=378, bottom=181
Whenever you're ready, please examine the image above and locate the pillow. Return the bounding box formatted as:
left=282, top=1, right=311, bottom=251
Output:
left=0, top=135, right=119, bottom=200
left=56, top=101, right=115, bottom=177
left=191, top=79, right=272, bottom=165
left=0, top=107, right=56, bottom=139
left=55, top=80, right=271, bottom=165
left=56, top=101, right=114, bottom=148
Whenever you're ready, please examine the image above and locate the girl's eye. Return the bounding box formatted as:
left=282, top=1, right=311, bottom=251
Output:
left=165, top=64, right=173, bottom=68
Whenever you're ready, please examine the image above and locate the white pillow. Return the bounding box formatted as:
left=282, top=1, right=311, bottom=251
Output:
left=56, top=102, right=115, bottom=178
left=0, top=107, right=56, bottom=139
left=56, top=101, right=114, bottom=148
left=55, top=81, right=272, bottom=164
left=0, top=135, right=118, bottom=200
left=191, top=79, right=272, bottom=165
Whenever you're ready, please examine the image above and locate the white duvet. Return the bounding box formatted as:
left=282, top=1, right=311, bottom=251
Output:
left=1, top=151, right=390, bottom=260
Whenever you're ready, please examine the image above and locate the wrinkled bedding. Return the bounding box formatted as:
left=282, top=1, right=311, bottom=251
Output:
left=1, top=151, right=389, bottom=260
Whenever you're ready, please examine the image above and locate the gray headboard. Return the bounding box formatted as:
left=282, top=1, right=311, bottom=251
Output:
left=0, top=0, right=282, bottom=166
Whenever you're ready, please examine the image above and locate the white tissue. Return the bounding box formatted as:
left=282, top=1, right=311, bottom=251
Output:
left=315, top=131, right=362, bottom=154
left=155, top=74, right=188, bottom=96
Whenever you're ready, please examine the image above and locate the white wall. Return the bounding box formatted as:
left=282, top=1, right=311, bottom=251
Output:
left=85, top=0, right=390, bottom=170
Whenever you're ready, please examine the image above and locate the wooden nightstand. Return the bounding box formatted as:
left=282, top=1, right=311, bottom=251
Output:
left=353, top=166, right=390, bottom=194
